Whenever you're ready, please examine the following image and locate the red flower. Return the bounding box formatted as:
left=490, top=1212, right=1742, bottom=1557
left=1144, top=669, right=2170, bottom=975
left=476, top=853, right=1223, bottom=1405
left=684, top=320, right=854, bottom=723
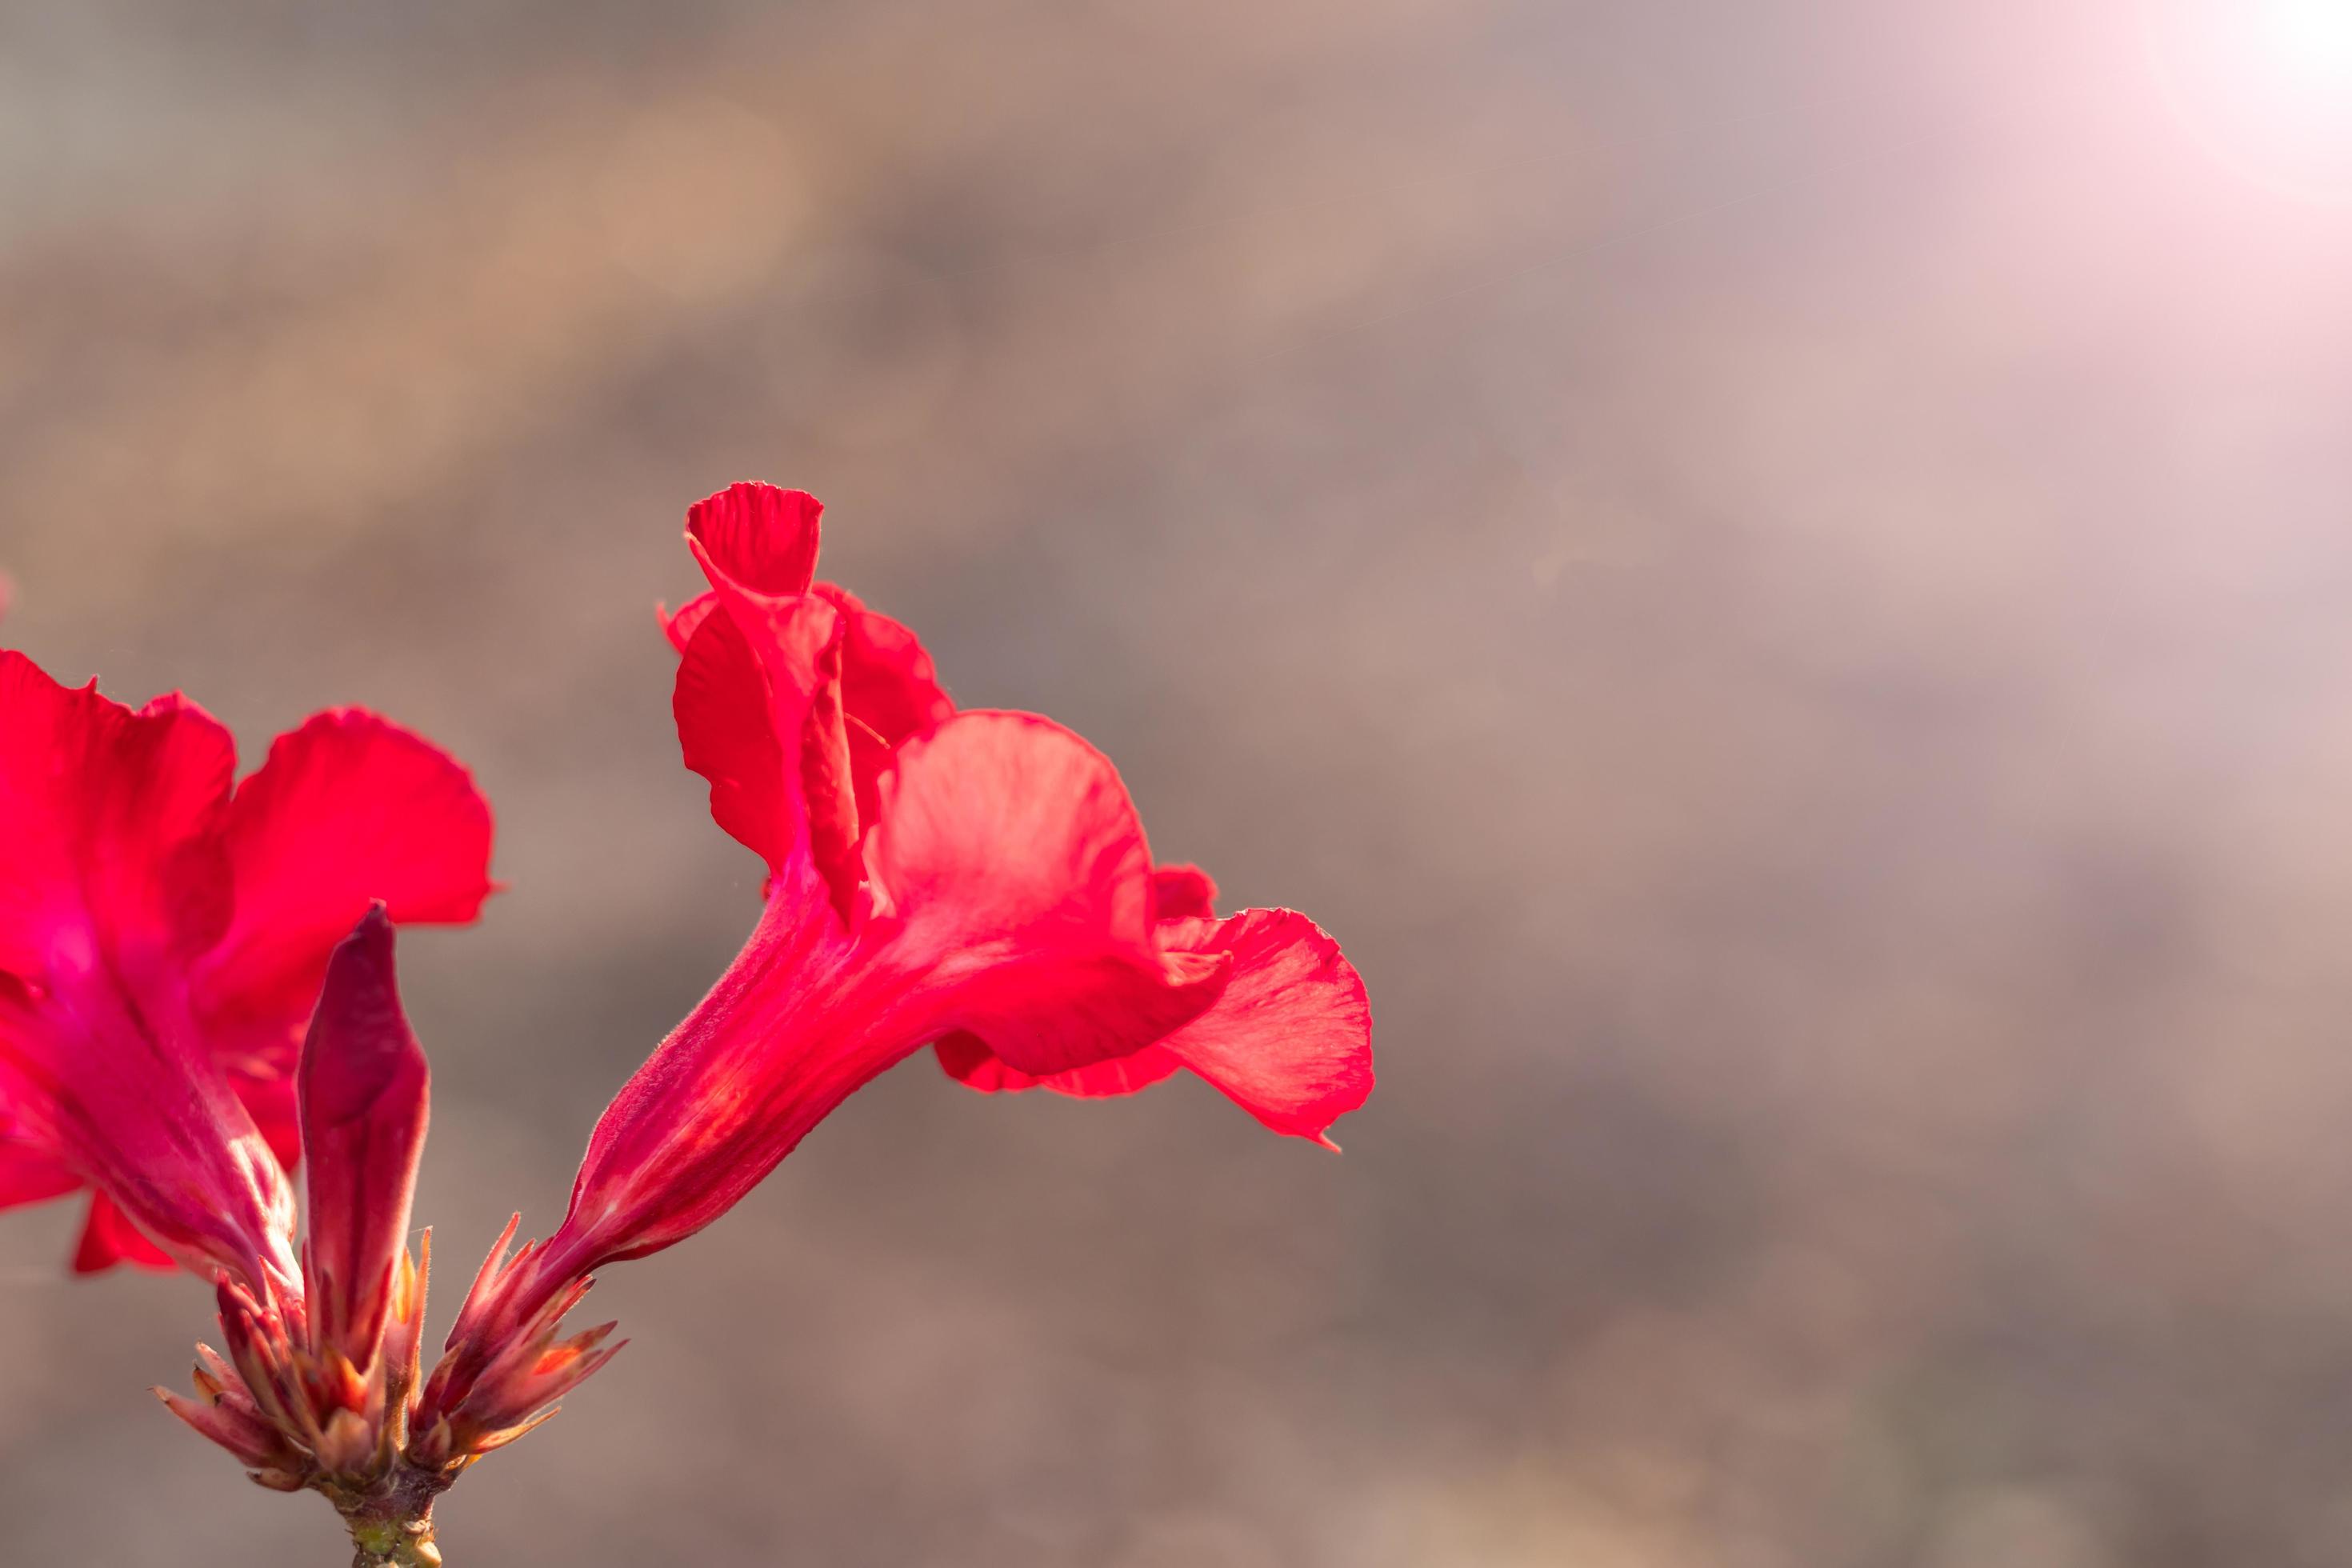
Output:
left=0, top=650, right=493, bottom=1282
left=414, top=484, right=1370, bottom=1450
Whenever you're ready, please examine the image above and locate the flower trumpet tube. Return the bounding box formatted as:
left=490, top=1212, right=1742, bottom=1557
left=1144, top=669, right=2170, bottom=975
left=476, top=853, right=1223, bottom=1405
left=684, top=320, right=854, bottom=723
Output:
left=413, top=484, right=1374, bottom=1455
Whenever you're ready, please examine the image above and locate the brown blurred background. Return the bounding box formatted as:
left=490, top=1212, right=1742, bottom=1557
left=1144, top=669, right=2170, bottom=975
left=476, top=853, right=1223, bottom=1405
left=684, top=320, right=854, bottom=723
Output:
left=6, top=1, right=2352, bottom=1563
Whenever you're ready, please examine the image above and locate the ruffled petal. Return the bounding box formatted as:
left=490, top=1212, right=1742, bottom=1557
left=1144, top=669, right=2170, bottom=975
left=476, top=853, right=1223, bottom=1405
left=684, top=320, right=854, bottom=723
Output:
left=668, top=487, right=948, bottom=918
left=813, top=584, right=954, bottom=832
left=928, top=857, right=1222, bottom=1102
left=672, top=596, right=846, bottom=884
left=0, top=651, right=236, bottom=976
left=930, top=890, right=1368, bottom=1142
left=669, top=576, right=950, bottom=874
left=192, top=710, right=493, bottom=1089
left=1150, top=864, right=1218, bottom=922
left=686, top=483, right=823, bottom=597
left=673, top=604, right=787, bottom=869
left=72, top=1189, right=176, bottom=1274
left=677, top=519, right=864, bottom=914
left=658, top=590, right=720, bottom=654
left=1151, top=910, right=1373, bottom=1145
left=870, top=711, right=1152, bottom=952
left=0, top=653, right=298, bottom=1285
left=869, top=712, right=1227, bottom=1078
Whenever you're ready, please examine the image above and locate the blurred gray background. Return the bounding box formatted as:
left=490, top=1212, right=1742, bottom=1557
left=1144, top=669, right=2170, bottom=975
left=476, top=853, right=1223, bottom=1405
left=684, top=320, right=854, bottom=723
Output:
left=6, top=2, right=2352, bottom=1564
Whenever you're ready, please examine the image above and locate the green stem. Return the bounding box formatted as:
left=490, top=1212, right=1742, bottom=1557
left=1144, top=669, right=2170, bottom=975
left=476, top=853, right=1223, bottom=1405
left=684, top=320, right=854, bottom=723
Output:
left=330, top=1466, right=452, bottom=1567
left=344, top=1506, right=439, bottom=1567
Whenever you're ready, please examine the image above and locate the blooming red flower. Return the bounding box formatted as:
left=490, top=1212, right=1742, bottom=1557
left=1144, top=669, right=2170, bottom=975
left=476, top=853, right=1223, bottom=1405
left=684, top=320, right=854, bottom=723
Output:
left=413, top=483, right=1371, bottom=1449
left=0, top=650, right=494, bottom=1282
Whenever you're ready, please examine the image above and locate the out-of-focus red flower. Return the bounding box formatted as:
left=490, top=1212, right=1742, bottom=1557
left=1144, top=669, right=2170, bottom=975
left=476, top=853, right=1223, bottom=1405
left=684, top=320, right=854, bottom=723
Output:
left=414, top=483, right=1371, bottom=1454
left=0, top=650, right=494, bottom=1282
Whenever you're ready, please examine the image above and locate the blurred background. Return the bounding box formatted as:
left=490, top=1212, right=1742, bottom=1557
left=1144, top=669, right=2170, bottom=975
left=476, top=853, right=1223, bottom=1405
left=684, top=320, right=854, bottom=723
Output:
left=6, top=1, right=2352, bottom=1563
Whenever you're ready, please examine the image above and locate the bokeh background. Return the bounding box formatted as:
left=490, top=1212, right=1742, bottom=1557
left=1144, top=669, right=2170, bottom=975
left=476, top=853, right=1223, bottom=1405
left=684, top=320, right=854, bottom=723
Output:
left=6, top=2, right=2352, bottom=1563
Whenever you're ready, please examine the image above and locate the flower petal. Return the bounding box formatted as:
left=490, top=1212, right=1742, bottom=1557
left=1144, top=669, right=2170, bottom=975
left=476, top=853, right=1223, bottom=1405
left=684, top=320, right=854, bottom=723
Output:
left=7, top=970, right=301, bottom=1286
left=868, top=712, right=1227, bottom=1077
left=0, top=651, right=235, bottom=976
left=193, top=710, right=494, bottom=1081
left=72, top=1190, right=176, bottom=1274
left=298, top=907, right=430, bottom=1370
left=686, top=483, right=823, bottom=597
left=676, top=526, right=866, bottom=915
left=1151, top=910, right=1373, bottom=1145
left=0, top=1134, right=77, bottom=1210
left=933, top=1030, right=1184, bottom=1097
left=931, top=904, right=1369, bottom=1142
left=670, top=574, right=950, bottom=890
left=230, top=1070, right=303, bottom=1172
left=0, top=651, right=295, bottom=1285
left=813, top=584, right=954, bottom=832
left=1150, top=864, right=1218, bottom=922
left=813, top=584, right=953, bottom=746
left=929, top=850, right=1218, bottom=1101
left=658, top=590, right=720, bottom=654
left=673, top=596, right=838, bottom=882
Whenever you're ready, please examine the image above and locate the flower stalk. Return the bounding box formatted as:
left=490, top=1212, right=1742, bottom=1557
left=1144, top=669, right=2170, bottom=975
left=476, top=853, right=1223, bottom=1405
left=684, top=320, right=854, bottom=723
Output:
left=330, top=1463, right=451, bottom=1567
